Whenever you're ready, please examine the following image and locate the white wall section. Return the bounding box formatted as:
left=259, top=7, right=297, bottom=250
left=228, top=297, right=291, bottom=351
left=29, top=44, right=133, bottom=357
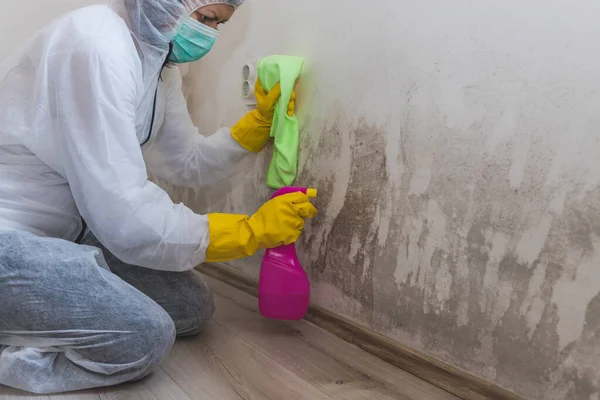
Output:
left=172, top=1, right=600, bottom=398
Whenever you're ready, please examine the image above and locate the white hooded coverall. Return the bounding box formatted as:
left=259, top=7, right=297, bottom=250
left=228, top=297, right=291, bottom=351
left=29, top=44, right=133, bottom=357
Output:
left=0, top=0, right=246, bottom=394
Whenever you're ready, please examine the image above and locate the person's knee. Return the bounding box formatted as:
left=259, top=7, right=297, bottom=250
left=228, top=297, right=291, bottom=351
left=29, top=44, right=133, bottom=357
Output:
left=134, top=308, right=176, bottom=367
left=42, top=304, right=176, bottom=390
left=175, top=274, right=216, bottom=337
left=108, top=305, right=176, bottom=380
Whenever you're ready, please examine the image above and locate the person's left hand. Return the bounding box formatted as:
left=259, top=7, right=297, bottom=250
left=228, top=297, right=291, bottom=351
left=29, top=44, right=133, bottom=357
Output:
left=255, top=80, right=296, bottom=121
left=231, top=80, right=296, bottom=153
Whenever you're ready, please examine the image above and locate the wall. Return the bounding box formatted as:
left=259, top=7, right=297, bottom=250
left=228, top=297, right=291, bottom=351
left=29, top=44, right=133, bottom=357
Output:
left=170, top=1, right=600, bottom=398
left=0, top=0, right=100, bottom=57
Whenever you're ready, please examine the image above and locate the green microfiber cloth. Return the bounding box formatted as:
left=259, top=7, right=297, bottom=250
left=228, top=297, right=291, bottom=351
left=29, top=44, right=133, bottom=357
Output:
left=257, top=55, right=304, bottom=189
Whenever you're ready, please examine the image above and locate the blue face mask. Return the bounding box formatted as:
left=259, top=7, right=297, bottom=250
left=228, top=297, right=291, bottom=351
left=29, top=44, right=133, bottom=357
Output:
left=169, top=16, right=219, bottom=64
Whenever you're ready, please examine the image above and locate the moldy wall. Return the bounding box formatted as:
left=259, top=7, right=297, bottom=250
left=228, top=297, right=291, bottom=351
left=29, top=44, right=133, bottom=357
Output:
left=160, top=1, right=600, bottom=398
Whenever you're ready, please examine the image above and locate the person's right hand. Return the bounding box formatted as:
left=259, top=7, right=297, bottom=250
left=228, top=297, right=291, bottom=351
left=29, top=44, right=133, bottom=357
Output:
left=206, top=192, right=318, bottom=263
left=249, top=192, right=317, bottom=248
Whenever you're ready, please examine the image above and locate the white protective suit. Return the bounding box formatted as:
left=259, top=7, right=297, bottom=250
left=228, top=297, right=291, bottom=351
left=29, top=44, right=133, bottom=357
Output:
left=0, top=0, right=247, bottom=395
left=0, top=0, right=246, bottom=272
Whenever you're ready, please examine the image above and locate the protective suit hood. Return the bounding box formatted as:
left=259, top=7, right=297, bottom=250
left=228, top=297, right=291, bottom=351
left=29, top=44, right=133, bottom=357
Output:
left=109, top=0, right=244, bottom=137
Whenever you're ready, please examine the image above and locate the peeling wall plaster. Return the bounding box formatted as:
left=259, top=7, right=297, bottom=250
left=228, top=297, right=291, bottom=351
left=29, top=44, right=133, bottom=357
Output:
left=159, top=1, right=600, bottom=398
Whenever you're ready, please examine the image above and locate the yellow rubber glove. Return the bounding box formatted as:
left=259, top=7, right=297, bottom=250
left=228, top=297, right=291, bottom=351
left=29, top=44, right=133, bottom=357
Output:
left=206, top=192, right=317, bottom=263
left=231, top=80, right=296, bottom=153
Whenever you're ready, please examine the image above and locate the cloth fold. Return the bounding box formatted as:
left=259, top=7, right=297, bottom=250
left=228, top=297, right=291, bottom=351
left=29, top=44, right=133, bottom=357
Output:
left=257, top=55, right=304, bottom=189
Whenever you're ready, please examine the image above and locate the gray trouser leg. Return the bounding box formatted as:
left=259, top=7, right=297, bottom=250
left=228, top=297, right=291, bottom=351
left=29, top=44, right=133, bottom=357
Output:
left=0, top=231, right=176, bottom=394
left=81, top=232, right=215, bottom=337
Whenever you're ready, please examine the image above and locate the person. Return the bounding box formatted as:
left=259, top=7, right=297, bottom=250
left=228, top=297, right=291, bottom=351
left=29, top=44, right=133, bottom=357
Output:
left=0, top=0, right=317, bottom=394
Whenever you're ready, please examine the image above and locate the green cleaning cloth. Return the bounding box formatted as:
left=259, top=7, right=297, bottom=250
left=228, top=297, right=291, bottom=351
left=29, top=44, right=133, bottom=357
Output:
left=257, top=55, right=304, bottom=189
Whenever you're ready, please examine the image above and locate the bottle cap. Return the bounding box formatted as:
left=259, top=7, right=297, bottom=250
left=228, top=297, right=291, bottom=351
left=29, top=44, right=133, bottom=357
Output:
left=306, top=188, right=318, bottom=198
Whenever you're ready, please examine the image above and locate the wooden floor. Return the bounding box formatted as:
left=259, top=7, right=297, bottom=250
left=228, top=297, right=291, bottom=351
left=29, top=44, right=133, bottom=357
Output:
left=0, top=276, right=459, bottom=400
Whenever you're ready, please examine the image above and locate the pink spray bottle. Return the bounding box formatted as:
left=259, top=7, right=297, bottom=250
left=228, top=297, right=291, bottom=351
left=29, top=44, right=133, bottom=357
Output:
left=259, top=186, right=318, bottom=320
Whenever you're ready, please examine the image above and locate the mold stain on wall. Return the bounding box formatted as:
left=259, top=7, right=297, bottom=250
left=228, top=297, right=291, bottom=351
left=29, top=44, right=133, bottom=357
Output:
left=157, top=104, right=600, bottom=399
left=288, top=102, right=600, bottom=399
left=162, top=74, right=600, bottom=400
left=298, top=117, right=388, bottom=324
left=156, top=101, right=600, bottom=399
